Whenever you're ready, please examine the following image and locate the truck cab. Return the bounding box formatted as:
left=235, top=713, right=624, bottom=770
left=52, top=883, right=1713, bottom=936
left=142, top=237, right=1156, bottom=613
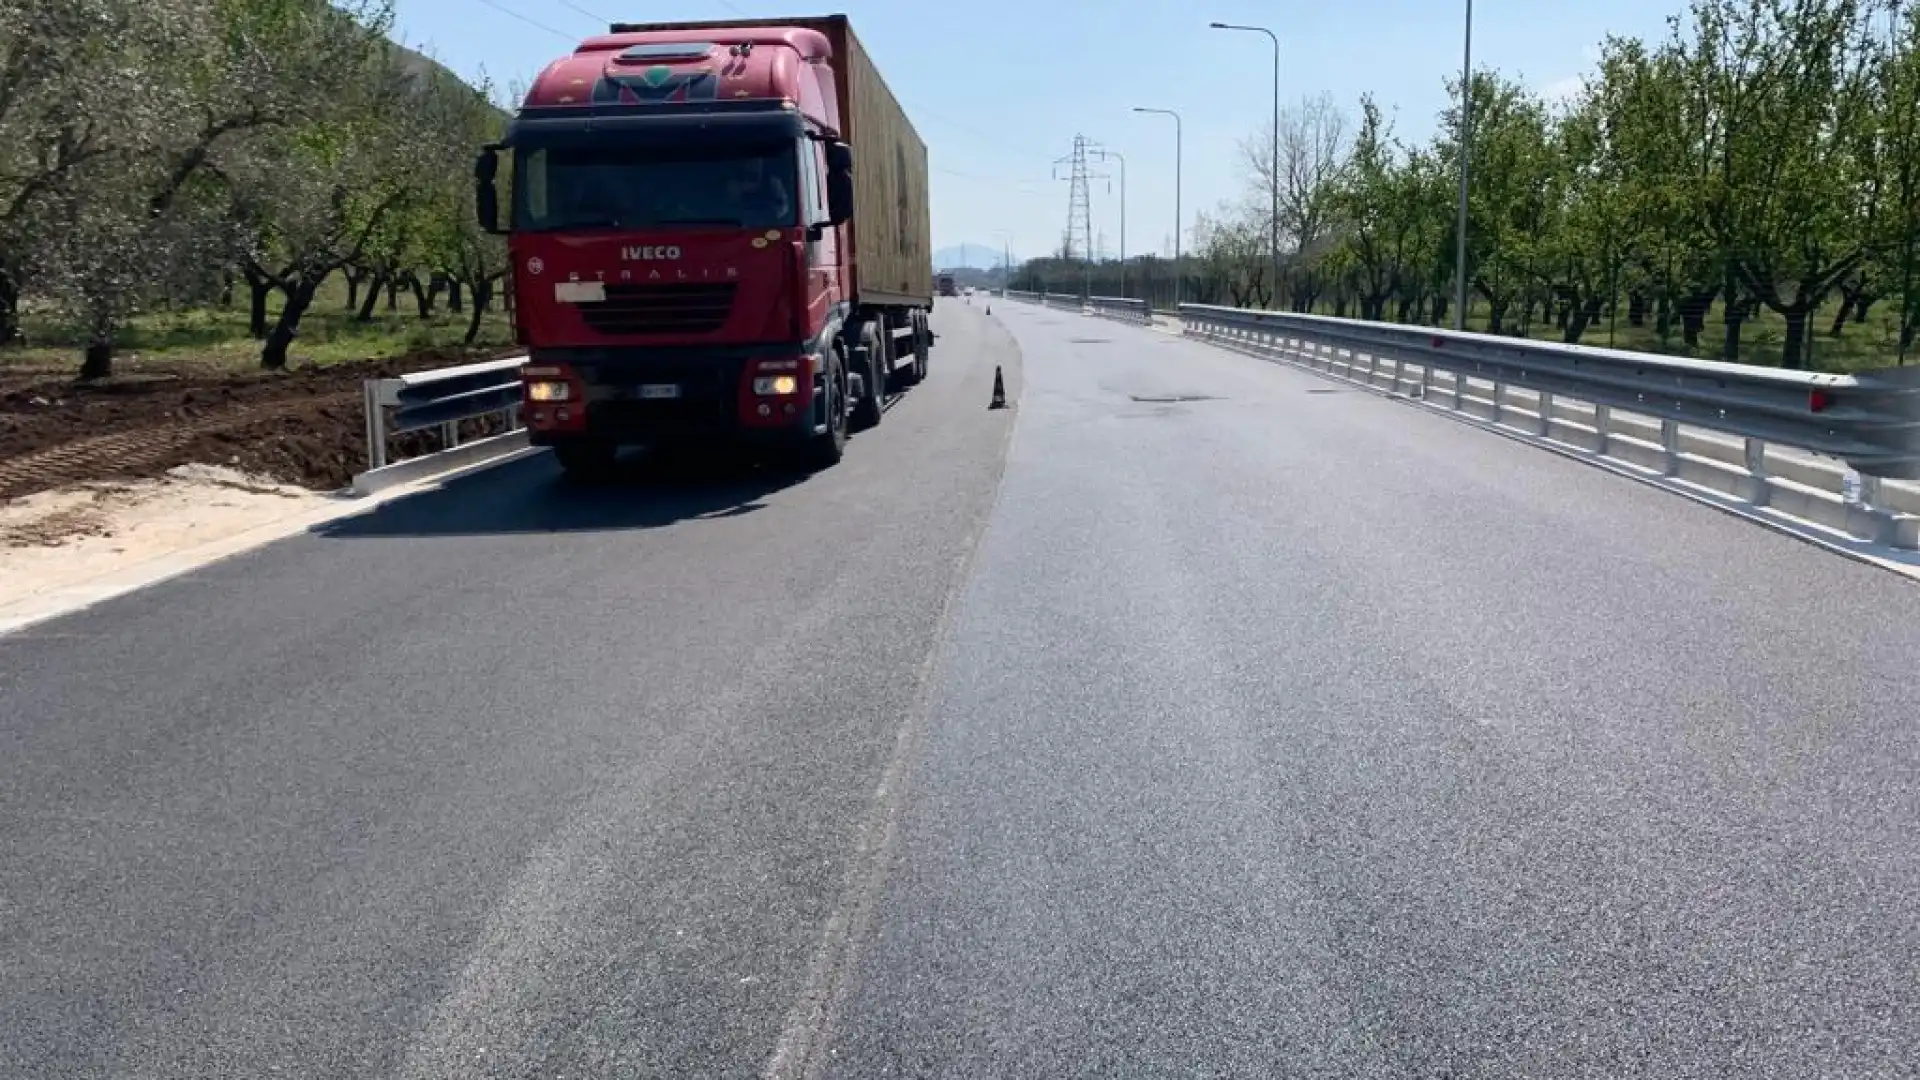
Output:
left=475, top=25, right=878, bottom=473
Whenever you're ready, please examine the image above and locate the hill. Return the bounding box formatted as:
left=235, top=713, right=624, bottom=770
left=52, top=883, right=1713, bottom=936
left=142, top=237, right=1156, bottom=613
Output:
left=934, top=244, right=1016, bottom=271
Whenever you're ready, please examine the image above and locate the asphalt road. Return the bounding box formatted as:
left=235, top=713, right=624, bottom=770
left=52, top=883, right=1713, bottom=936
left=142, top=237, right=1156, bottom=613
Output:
left=5, top=296, right=1918, bottom=1078
left=0, top=299, right=1019, bottom=1080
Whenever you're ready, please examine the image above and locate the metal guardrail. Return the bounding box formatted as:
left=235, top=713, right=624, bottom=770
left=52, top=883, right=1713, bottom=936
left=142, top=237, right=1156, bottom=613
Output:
left=1088, top=295, right=1150, bottom=324
left=1042, top=292, right=1078, bottom=310
left=1178, top=304, right=1920, bottom=548
left=362, top=356, right=526, bottom=471
left=1005, top=289, right=1040, bottom=303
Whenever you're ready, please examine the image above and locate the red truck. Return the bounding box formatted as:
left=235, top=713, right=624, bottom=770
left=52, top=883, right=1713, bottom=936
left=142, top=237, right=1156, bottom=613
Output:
left=474, top=15, right=933, bottom=474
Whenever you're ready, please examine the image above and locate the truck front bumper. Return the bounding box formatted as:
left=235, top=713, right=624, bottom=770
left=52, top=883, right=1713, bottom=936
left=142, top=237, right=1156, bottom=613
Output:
left=522, top=348, right=824, bottom=448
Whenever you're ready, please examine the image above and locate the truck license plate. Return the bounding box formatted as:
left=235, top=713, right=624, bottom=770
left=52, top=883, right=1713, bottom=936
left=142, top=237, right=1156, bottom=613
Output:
left=638, top=384, right=681, bottom=400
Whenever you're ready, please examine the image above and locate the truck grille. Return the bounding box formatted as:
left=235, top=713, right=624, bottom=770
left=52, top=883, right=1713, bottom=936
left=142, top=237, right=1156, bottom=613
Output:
left=578, top=283, right=737, bottom=335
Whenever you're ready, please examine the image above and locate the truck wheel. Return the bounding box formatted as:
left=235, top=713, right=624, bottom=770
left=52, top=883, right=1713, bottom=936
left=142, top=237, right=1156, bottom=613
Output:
left=851, top=322, right=885, bottom=431
left=904, top=310, right=929, bottom=385
left=552, top=439, right=619, bottom=480
left=808, top=348, right=849, bottom=468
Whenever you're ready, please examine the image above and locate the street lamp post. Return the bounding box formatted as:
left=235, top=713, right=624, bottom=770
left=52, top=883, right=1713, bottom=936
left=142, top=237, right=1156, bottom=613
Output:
left=1094, top=148, right=1127, bottom=297
left=1211, top=22, right=1280, bottom=309
left=1455, top=0, right=1474, bottom=331
left=1132, top=107, right=1182, bottom=309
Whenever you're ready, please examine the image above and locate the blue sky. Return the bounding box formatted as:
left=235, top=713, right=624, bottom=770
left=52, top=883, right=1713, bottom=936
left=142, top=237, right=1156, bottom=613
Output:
left=398, top=0, right=1683, bottom=263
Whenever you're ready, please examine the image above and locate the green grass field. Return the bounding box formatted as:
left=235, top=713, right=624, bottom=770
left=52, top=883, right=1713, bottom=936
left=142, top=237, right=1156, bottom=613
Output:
left=1, top=276, right=516, bottom=378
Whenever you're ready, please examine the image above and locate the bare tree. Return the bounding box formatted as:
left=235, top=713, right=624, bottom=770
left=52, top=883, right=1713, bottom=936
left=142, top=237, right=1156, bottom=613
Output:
left=1242, top=93, right=1352, bottom=309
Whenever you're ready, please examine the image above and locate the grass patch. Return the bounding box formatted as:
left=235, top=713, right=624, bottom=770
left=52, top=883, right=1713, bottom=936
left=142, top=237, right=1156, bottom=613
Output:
left=2, top=276, right=515, bottom=377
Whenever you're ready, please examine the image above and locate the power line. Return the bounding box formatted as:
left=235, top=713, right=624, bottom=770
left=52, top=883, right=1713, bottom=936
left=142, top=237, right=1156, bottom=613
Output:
left=471, top=0, right=575, bottom=42
left=912, top=109, right=1055, bottom=161
left=932, top=166, right=1048, bottom=193
left=551, top=0, right=610, bottom=25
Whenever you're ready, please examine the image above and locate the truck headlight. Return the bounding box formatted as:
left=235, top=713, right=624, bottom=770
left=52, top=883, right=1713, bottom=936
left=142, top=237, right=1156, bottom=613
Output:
left=526, top=381, right=571, bottom=402
left=753, top=375, right=799, bottom=396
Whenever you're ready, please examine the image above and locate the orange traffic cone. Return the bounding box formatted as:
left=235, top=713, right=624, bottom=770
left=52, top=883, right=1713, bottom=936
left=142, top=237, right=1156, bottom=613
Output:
left=989, top=365, right=1008, bottom=410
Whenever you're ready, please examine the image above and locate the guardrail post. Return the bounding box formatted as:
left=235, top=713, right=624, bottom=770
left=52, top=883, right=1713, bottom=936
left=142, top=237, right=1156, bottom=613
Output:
left=1742, top=438, right=1772, bottom=507
left=442, top=420, right=460, bottom=449
left=1660, top=419, right=1682, bottom=475
left=1593, top=404, right=1611, bottom=448
left=1857, top=475, right=1883, bottom=510
left=363, top=380, right=388, bottom=470
left=1536, top=392, right=1554, bottom=436
left=1492, top=382, right=1506, bottom=425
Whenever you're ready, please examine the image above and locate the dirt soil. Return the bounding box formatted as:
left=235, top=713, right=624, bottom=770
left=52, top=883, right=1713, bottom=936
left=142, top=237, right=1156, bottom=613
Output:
left=0, top=346, right=521, bottom=501
left=0, top=465, right=336, bottom=613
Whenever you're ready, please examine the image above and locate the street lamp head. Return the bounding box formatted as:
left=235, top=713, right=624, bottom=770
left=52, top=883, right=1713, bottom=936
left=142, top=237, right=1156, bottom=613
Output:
left=1209, top=21, right=1227, bottom=27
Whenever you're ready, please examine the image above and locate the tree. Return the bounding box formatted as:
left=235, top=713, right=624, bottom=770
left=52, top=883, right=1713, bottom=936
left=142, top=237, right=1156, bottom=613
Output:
left=1875, top=0, right=1920, bottom=360
left=1683, top=0, right=1885, bottom=368
left=16, top=0, right=238, bottom=377
left=1244, top=93, right=1351, bottom=311
left=1331, top=97, right=1400, bottom=320
left=0, top=0, right=132, bottom=345
left=417, top=70, right=510, bottom=344
left=230, top=25, right=423, bottom=369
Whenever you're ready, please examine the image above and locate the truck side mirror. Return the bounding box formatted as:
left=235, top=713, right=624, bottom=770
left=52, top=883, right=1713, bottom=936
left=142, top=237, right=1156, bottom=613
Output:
left=474, top=145, right=504, bottom=235
left=825, top=141, right=854, bottom=225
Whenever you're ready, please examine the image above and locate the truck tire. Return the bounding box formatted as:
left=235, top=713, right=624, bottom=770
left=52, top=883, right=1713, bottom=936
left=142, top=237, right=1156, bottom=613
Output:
left=851, top=321, right=885, bottom=431
left=902, top=310, right=929, bottom=385
left=808, top=346, right=849, bottom=468
left=552, top=439, right=619, bottom=480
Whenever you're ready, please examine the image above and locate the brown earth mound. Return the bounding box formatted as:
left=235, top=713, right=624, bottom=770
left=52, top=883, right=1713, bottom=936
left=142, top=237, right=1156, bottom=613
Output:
left=0, top=347, right=521, bottom=501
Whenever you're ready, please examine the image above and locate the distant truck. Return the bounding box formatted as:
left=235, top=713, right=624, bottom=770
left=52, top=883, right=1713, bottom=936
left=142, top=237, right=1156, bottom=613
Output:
left=474, top=14, right=933, bottom=474
left=937, top=273, right=957, bottom=298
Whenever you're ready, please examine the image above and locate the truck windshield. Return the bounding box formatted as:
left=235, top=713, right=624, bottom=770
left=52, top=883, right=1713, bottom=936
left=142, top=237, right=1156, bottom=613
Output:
left=515, top=143, right=798, bottom=232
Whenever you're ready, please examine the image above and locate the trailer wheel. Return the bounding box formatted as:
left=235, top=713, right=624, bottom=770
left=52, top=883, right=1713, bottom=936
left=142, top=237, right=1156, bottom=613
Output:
left=851, top=321, right=885, bottom=431
left=552, top=439, right=619, bottom=480
left=905, top=310, right=929, bottom=384
left=808, top=346, right=849, bottom=468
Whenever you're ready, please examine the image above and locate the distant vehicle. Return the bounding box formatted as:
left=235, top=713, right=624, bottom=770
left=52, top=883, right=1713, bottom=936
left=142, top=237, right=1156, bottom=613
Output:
left=474, top=14, right=933, bottom=475
left=937, top=274, right=958, bottom=298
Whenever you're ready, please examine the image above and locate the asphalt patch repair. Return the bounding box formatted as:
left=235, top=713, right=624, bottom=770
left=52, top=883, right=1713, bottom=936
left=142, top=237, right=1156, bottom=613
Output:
left=0, top=347, right=519, bottom=501
left=1127, top=393, right=1219, bottom=403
